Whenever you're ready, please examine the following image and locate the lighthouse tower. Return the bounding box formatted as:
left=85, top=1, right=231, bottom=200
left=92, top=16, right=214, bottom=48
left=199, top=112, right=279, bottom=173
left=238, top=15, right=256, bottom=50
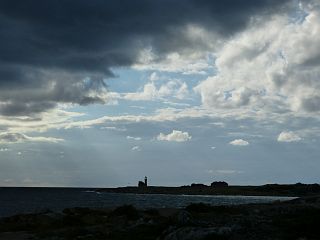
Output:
left=144, top=176, right=148, bottom=187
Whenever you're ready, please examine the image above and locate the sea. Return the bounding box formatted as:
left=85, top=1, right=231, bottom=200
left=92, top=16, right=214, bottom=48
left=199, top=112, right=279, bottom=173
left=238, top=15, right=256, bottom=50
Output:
left=0, top=187, right=296, bottom=218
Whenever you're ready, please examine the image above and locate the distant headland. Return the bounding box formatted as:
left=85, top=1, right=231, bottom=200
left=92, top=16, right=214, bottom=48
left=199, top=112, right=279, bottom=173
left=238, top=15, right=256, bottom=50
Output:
left=97, top=178, right=320, bottom=197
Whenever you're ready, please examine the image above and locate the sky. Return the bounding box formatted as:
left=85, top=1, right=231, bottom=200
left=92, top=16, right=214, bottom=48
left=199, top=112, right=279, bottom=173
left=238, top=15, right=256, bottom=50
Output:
left=0, top=0, right=320, bottom=187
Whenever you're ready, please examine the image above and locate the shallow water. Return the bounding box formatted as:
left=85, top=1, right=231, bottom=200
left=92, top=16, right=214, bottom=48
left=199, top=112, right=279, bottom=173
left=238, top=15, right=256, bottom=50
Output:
left=0, top=187, right=296, bottom=217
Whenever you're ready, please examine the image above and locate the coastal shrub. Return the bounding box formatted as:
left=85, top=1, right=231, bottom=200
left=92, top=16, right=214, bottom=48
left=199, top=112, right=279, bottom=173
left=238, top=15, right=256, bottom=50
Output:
left=185, top=203, right=213, bottom=213
left=62, top=215, right=84, bottom=226
left=63, top=207, right=92, bottom=216
left=272, top=207, right=320, bottom=239
left=144, top=208, right=159, bottom=216
left=112, top=205, right=140, bottom=220
left=0, top=213, right=63, bottom=232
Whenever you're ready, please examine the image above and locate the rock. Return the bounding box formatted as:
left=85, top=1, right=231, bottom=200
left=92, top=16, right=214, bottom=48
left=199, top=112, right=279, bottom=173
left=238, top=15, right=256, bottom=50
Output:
left=174, top=211, right=193, bottom=225
left=162, top=226, right=230, bottom=240
left=111, top=205, right=140, bottom=220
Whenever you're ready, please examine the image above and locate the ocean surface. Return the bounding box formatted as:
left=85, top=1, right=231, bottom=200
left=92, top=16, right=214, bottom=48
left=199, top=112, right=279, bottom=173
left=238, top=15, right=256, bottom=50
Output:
left=0, top=187, right=296, bottom=218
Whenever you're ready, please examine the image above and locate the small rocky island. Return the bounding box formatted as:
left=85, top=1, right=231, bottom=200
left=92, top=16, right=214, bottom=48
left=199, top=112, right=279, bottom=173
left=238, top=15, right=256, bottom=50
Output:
left=0, top=195, right=319, bottom=239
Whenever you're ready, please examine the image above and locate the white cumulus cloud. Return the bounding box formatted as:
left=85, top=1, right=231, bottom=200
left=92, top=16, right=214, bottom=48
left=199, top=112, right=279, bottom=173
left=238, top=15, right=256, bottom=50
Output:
left=157, top=130, right=191, bottom=142
left=195, top=2, right=320, bottom=116
left=123, top=79, right=189, bottom=101
left=277, top=131, right=302, bottom=142
left=127, top=136, right=142, bottom=141
left=229, top=139, right=249, bottom=146
left=131, top=146, right=141, bottom=151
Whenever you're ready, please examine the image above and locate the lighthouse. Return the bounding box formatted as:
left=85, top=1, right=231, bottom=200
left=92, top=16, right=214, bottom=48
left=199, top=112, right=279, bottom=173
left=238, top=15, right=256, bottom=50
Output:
left=144, top=176, right=148, bottom=187
left=138, top=176, right=148, bottom=187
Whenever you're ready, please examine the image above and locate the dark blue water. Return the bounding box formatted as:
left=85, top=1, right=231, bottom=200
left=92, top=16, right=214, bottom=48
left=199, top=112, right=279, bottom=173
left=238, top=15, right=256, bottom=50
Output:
left=0, top=188, right=296, bottom=217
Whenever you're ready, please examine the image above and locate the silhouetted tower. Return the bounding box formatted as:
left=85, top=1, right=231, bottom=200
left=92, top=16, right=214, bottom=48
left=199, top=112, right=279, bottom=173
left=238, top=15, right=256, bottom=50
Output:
left=144, top=176, right=148, bottom=186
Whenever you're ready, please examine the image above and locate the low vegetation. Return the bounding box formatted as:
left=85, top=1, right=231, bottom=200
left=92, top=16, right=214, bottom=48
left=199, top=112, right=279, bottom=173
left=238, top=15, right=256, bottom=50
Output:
left=0, top=196, right=319, bottom=239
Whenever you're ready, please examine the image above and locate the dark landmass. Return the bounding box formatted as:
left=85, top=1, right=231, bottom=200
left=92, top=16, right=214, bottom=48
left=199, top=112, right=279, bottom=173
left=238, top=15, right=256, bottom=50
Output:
left=97, top=183, right=320, bottom=197
left=0, top=196, right=320, bottom=239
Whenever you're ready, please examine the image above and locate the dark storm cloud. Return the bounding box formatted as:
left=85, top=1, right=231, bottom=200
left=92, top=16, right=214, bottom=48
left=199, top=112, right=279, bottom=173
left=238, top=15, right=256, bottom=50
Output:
left=0, top=0, right=290, bottom=116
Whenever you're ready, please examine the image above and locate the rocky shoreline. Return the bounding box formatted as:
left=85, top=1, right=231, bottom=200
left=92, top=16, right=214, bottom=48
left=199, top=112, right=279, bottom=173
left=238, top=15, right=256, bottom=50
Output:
left=0, top=196, right=319, bottom=240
